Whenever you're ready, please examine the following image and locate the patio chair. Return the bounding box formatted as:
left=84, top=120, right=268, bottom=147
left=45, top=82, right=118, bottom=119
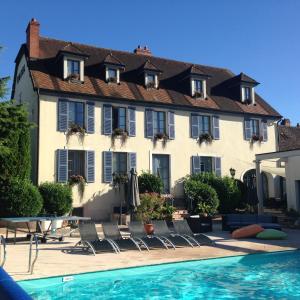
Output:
left=75, top=221, right=119, bottom=255
left=151, top=220, right=194, bottom=248
left=102, top=222, right=147, bottom=252
left=173, top=220, right=214, bottom=246
left=128, top=221, right=169, bottom=250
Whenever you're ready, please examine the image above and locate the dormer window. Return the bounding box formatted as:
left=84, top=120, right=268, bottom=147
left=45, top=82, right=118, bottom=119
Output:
left=67, top=59, right=80, bottom=80
left=191, top=78, right=206, bottom=98
left=145, top=73, right=157, bottom=89
left=106, top=68, right=119, bottom=83
left=235, top=73, right=259, bottom=105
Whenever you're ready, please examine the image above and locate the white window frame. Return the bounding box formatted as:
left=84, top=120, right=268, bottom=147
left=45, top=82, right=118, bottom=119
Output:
left=241, top=85, right=255, bottom=104
left=145, top=72, right=158, bottom=89
left=63, top=56, right=84, bottom=82
left=106, top=67, right=120, bottom=84
left=191, top=78, right=206, bottom=98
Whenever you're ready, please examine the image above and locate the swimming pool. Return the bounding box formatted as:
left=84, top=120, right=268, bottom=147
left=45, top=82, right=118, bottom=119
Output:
left=19, top=250, right=300, bottom=299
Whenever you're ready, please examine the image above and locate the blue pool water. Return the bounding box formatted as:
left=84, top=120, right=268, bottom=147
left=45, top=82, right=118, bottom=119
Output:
left=19, top=250, right=300, bottom=300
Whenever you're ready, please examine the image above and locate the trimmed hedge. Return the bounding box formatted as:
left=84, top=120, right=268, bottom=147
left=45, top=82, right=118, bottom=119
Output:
left=0, top=178, right=43, bottom=217
left=188, top=173, right=241, bottom=214
left=184, top=180, right=219, bottom=216
left=138, top=171, right=163, bottom=194
left=39, top=182, right=73, bottom=216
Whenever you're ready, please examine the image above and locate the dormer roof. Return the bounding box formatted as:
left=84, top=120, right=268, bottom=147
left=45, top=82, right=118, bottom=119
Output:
left=57, top=42, right=89, bottom=59
left=189, top=64, right=211, bottom=78
left=237, top=72, right=259, bottom=86
left=103, top=53, right=125, bottom=69
left=142, top=60, right=162, bottom=73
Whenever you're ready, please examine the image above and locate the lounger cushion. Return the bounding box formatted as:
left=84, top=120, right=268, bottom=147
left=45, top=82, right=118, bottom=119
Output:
left=256, top=229, right=287, bottom=240
left=232, top=224, right=264, bottom=239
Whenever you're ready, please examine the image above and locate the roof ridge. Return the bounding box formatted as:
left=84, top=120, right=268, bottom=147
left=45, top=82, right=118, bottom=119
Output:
left=39, top=36, right=234, bottom=73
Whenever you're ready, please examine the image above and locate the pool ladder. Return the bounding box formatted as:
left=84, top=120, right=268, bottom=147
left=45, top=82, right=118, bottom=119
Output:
left=0, top=235, right=6, bottom=267
left=28, top=234, right=39, bottom=274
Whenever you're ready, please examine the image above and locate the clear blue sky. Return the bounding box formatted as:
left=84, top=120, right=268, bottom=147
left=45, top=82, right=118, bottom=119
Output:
left=1, top=0, right=299, bottom=124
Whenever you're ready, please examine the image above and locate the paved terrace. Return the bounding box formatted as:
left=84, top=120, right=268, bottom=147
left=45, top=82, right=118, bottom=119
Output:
left=2, top=225, right=300, bottom=281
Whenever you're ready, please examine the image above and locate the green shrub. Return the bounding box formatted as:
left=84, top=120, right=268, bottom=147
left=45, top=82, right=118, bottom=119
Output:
left=39, top=182, right=73, bottom=216
left=136, top=193, right=175, bottom=223
left=184, top=180, right=219, bottom=216
left=188, top=173, right=241, bottom=214
left=0, top=178, right=43, bottom=217
left=138, top=171, right=163, bottom=194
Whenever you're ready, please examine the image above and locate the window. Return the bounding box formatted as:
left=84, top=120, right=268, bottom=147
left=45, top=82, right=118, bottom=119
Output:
left=112, top=107, right=126, bottom=130
left=153, top=111, right=166, bottom=134
left=152, top=154, right=170, bottom=193
left=194, top=80, right=203, bottom=93
left=199, top=115, right=211, bottom=135
left=67, top=60, right=80, bottom=76
left=250, top=119, right=260, bottom=136
left=200, top=157, right=213, bottom=173
left=108, top=68, right=117, bottom=80
left=113, top=152, right=128, bottom=175
left=68, top=101, right=84, bottom=127
left=242, top=86, right=252, bottom=102
left=146, top=74, right=155, bottom=84
left=68, top=150, right=85, bottom=179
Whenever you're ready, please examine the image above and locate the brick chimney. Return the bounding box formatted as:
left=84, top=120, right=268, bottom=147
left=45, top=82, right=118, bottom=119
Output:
left=26, top=18, right=40, bottom=59
left=134, top=45, right=152, bottom=56
left=281, top=118, right=291, bottom=127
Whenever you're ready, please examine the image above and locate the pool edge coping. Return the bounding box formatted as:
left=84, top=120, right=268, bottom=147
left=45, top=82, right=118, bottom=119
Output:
left=17, top=248, right=299, bottom=284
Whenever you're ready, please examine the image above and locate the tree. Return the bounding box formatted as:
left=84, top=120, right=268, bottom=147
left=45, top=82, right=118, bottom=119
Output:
left=0, top=46, right=10, bottom=100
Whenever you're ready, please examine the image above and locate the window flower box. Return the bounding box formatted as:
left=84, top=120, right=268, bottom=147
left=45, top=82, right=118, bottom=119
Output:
left=146, top=81, right=155, bottom=89
left=198, top=133, right=213, bottom=144
left=251, top=134, right=263, bottom=143
left=69, top=174, right=86, bottom=199
left=107, top=77, right=118, bottom=83
left=111, top=128, right=128, bottom=146
left=67, top=123, right=86, bottom=139
left=67, top=73, right=80, bottom=81
left=194, top=91, right=204, bottom=99
left=154, top=132, right=168, bottom=141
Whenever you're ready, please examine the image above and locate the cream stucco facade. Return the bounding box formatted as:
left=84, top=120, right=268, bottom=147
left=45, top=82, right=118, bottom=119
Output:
left=13, top=52, right=282, bottom=220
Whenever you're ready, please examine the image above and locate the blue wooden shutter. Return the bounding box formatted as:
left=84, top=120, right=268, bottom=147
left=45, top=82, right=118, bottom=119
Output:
left=128, top=152, right=137, bottom=172
left=128, top=107, right=136, bottom=136
left=103, top=105, right=112, bottom=135
left=57, top=149, right=68, bottom=182
left=214, top=157, right=221, bottom=177
left=58, top=99, right=68, bottom=132
left=103, top=151, right=113, bottom=183
left=191, top=115, right=199, bottom=138
left=145, top=109, right=154, bottom=138
left=86, top=151, right=95, bottom=183
left=244, top=119, right=252, bottom=140
left=86, top=102, right=95, bottom=133
left=168, top=111, right=175, bottom=139
left=261, top=120, right=268, bottom=141
left=192, top=156, right=201, bottom=174
left=212, top=116, right=220, bottom=140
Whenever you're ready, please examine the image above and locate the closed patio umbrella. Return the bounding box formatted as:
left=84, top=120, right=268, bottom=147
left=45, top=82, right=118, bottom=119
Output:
left=127, top=168, right=140, bottom=217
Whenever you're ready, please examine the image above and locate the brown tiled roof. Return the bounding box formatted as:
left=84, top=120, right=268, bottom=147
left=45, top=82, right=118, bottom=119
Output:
left=26, top=37, right=281, bottom=117
left=278, top=126, right=300, bottom=151
left=58, top=42, right=88, bottom=57
left=237, top=72, right=259, bottom=85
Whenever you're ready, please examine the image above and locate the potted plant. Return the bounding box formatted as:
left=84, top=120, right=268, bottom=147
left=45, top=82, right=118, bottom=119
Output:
left=69, top=175, right=86, bottom=199
left=198, top=133, right=213, bottom=144
left=154, top=132, right=169, bottom=147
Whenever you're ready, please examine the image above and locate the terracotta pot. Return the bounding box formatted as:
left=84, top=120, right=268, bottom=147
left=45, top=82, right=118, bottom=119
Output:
left=144, top=223, right=154, bottom=235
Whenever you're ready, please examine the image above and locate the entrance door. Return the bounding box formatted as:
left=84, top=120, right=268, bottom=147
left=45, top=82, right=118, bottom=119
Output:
left=152, top=154, right=170, bottom=193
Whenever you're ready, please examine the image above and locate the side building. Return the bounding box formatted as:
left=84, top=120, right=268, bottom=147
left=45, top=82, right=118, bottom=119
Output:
left=12, top=19, right=282, bottom=220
